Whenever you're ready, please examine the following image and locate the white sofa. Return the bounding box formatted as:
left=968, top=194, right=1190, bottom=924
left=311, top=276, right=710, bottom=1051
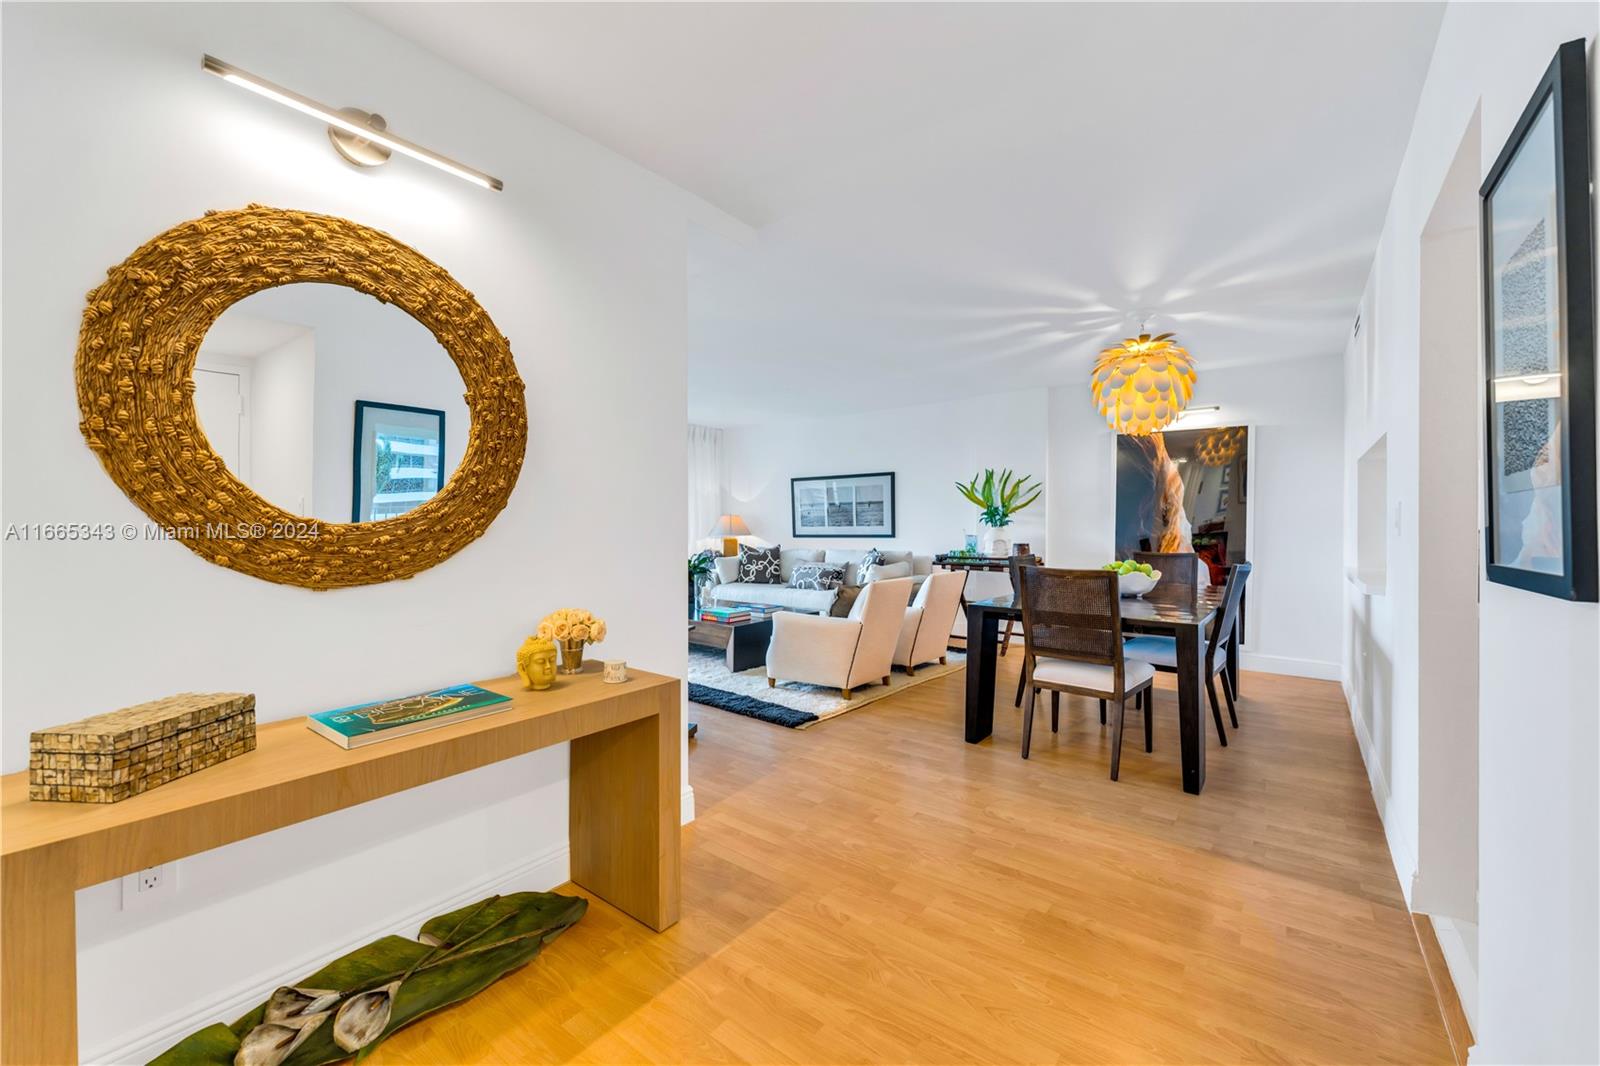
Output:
left=767, top=577, right=913, bottom=698
left=708, top=548, right=933, bottom=615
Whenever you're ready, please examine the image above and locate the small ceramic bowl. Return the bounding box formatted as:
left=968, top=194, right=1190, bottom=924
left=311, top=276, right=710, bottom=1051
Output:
left=1118, top=570, right=1161, bottom=598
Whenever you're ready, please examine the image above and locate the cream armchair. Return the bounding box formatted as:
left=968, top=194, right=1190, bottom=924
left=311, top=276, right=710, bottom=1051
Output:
left=893, top=570, right=967, bottom=675
left=767, top=577, right=913, bottom=698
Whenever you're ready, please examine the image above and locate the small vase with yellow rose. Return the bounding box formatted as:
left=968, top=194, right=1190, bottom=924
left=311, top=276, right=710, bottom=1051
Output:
left=537, top=608, right=607, bottom=675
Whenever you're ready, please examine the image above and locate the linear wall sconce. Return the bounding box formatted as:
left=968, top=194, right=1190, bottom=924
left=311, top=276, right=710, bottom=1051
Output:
left=1167, top=404, right=1222, bottom=427
left=202, top=55, right=504, bottom=192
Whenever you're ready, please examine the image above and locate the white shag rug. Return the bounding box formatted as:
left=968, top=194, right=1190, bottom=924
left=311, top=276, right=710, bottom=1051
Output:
left=687, top=644, right=966, bottom=728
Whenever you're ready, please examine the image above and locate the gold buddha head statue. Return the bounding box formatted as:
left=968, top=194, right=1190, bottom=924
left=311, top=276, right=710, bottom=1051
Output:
left=516, top=636, right=558, bottom=691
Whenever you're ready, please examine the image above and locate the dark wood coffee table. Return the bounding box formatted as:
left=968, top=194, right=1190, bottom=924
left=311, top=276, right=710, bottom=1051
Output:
left=688, top=608, right=782, bottom=673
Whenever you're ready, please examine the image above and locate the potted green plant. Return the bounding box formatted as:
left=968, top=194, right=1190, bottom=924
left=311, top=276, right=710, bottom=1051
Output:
left=956, top=469, right=1041, bottom=556
left=688, top=551, right=716, bottom=620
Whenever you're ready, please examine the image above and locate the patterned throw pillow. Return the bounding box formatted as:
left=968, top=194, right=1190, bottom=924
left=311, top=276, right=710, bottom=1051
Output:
left=737, top=544, right=782, bottom=584
left=789, top=562, right=847, bottom=591
left=855, top=548, right=885, bottom=586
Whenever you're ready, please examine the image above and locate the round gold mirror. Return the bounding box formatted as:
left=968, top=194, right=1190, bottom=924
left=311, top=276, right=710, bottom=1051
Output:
left=75, top=205, right=527, bottom=589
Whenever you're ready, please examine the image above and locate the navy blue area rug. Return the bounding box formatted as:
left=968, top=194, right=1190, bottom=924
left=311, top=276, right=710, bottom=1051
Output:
left=686, top=683, right=819, bottom=729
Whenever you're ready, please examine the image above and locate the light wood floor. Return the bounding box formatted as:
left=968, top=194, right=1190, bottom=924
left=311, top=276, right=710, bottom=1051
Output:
left=377, top=657, right=1452, bottom=1065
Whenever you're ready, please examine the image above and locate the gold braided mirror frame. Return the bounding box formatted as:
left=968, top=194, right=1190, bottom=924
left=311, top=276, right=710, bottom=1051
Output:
left=75, top=205, right=527, bottom=589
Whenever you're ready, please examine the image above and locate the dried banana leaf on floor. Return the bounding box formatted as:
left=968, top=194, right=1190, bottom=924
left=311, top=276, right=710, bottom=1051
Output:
left=147, top=891, right=588, bottom=1066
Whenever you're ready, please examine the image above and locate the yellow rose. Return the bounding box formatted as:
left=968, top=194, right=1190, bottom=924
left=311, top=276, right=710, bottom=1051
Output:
left=553, top=622, right=571, bottom=640
left=536, top=622, right=553, bottom=640
left=572, top=624, right=590, bottom=642
left=590, top=621, right=607, bottom=643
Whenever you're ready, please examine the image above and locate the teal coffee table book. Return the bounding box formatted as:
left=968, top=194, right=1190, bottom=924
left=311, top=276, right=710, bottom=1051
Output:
left=308, top=683, right=512, bottom=749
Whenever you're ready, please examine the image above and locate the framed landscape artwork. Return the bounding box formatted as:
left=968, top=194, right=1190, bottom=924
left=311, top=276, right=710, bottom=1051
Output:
left=1479, top=38, right=1596, bottom=601
left=791, top=472, right=896, bottom=538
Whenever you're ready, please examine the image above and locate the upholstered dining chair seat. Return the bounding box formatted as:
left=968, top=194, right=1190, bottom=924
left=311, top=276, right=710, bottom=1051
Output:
left=1031, top=657, right=1155, bottom=693
left=1122, top=634, right=1227, bottom=670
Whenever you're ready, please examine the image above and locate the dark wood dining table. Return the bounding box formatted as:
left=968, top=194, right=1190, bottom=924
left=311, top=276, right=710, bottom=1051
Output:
left=963, top=588, right=1231, bottom=794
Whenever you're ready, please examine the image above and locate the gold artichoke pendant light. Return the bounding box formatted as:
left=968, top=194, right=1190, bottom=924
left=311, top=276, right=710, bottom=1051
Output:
left=1091, top=329, right=1196, bottom=435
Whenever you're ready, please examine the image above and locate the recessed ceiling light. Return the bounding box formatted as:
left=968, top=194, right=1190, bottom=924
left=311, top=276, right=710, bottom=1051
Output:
left=202, top=55, right=503, bottom=192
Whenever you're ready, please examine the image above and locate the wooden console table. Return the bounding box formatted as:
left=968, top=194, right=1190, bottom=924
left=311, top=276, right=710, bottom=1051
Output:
left=0, top=665, right=680, bottom=1065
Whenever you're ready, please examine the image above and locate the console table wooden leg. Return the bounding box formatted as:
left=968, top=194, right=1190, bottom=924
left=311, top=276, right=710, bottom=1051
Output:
left=569, top=688, right=681, bottom=931
left=2, top=843, right=78, bottom=1065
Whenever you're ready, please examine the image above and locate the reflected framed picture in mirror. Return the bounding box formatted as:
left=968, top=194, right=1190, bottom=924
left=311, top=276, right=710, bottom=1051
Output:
left=1480, top=38, right=1595, bottom=601
left=352, top=401, right=447, bottom=523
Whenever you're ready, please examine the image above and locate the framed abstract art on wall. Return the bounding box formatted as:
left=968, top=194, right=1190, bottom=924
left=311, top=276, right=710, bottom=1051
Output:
left=1480, top=38, right=1596, bottom=601
left=1114, top=425, right=1249, bottom=587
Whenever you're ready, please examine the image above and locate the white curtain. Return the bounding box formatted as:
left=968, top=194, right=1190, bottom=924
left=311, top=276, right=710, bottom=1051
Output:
left=688, top=424, right=726, bottom=553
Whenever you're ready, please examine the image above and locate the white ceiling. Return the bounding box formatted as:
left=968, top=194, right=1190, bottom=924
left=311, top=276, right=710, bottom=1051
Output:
left=358, top=2, right=1445, bottom=425
left=198, top=309, right=309, bottom=361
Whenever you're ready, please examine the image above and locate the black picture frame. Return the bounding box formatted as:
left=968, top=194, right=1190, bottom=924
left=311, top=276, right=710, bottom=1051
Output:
left=1479, top=38, right=1596, bottom=602
left=790, top=471, right=896, bottom=539
left=351, top=400, right=447, bottom=523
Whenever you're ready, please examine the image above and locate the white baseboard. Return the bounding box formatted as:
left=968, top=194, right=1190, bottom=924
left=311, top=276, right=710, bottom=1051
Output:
left=1238, top=650, right=1342, bottom=681
left=1431, top=915, right=1479, bottom=1038
left=87, top=842, right=571, bottom=1066
left=1344, top=682, right=1417, bottom=908
left=681, top=784, right=696, bottom=825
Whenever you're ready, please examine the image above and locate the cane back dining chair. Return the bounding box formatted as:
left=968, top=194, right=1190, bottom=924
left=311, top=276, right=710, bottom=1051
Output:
left=1016, top=567, right=1155, bottom=779
left=999, top=553, right=1041, bottom=659
left=1132, top=551, right=1202, bottom=601
left=1123, top=561, right=1252, bottom=746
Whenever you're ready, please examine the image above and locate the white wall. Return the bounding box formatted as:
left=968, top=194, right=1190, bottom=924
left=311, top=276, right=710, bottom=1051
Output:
left=1342, top=5, right=1599, bottom=1062
left=1, top=3, right=703, bottom=1060
left=1045, top=356, right=1347, bottom=679
left=248, top=333, right=318, bottom=516
left=723, top=389, right=1050, bottom=558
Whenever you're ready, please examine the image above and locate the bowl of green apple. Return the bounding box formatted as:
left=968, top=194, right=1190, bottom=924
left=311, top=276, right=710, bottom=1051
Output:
left=1103, top=559, right=1160, bottom=597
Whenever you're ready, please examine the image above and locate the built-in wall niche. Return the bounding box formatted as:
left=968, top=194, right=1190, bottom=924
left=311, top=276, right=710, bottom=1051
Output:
left=1350, top=434, right=1388, bottom=595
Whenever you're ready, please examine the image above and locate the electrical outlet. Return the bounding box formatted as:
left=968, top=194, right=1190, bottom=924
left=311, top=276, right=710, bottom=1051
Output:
left=120, top=862, right=178, bottom=910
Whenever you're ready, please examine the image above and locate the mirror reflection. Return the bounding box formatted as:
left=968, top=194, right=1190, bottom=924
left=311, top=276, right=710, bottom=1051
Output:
left=194, top=283, right=465, bottom=523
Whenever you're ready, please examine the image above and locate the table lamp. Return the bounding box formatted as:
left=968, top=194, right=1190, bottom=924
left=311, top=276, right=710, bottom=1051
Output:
left=708, top=514, right=751, bottom=557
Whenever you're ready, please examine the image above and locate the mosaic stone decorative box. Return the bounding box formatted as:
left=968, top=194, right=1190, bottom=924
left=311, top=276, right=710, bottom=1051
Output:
left=28, top=692, right=256, bottom=803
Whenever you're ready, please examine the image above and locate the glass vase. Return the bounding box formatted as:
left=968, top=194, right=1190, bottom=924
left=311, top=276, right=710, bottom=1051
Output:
left=558, top=639, right=585, bottom=674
